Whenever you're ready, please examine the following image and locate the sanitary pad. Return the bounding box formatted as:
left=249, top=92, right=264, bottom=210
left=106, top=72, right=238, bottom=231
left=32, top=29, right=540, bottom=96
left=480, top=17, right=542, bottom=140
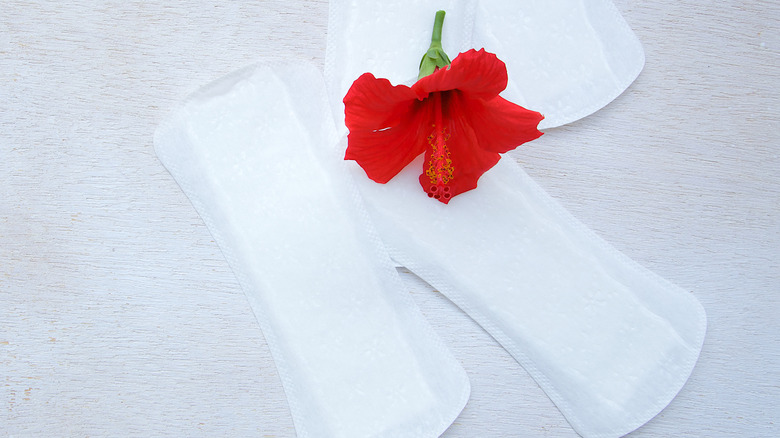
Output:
left=325, top=1, right=704, bottom=437
left=154, top=62, right=469, bottom=438
left=325, top=0, right=645, bottom=130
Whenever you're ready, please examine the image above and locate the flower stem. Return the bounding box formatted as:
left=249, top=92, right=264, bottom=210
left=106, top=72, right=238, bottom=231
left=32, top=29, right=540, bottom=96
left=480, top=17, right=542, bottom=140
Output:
left=418, top=10, right=452, bottom=79
left=430, top=10, right=445, bottom=48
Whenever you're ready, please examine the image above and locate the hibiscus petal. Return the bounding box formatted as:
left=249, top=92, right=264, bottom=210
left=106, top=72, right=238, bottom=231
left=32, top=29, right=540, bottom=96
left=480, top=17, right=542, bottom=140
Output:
left=466, top=95, right=544, bottom=154
left=418, top=91, right=502, bottom=204
left=344, top=73, right=418, bottom=130
left=412, top=49, right=508, bottom=101
left=344, top=73, right=428, bottom=183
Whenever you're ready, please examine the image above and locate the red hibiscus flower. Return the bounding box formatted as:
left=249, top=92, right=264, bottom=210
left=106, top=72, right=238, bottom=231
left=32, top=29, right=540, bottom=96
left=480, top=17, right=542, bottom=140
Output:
left=343, top=47, right=544, bottom=204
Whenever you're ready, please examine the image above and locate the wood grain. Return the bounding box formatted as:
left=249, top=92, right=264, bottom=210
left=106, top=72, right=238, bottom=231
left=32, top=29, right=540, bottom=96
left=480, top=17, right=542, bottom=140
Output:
left=1, top=1, right=778, bottom=436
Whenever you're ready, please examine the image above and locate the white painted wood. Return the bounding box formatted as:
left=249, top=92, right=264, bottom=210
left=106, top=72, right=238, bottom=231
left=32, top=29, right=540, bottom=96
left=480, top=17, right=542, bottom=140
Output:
left=1, top=1, right=777, bottom=436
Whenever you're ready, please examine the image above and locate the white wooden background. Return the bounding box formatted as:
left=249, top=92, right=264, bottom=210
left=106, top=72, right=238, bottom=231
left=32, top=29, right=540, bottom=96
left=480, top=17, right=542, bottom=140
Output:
left=1, top=1, right=778, bottom=436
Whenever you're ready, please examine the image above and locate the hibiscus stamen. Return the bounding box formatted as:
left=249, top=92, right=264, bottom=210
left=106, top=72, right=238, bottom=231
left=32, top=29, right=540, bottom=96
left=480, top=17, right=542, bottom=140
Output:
left=425, top=92, right=454, bottom=200
left=425, top=123, right=453, bottom=199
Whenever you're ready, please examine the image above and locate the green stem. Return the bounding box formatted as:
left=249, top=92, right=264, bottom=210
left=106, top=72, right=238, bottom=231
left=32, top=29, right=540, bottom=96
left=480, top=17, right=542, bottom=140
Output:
left=418, top=10, right=452, bottom=79
left=430, top=10, right=446, bottom=48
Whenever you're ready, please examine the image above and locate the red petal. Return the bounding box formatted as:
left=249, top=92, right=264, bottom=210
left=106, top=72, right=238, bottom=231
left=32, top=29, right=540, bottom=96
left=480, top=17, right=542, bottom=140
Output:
left=418, top=91, right=502, bottom=204
left=412, top=49, right=508, bottom=101
left=344, top=73, right=427, bottom=183
left=467, top=95, right=544, bottom=154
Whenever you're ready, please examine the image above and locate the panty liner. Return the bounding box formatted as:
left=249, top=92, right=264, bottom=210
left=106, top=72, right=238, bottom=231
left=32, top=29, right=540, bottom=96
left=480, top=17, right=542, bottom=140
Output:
left=325, top=0, right=645, bottom=130
left=154, top=62, right=470, bottom=438
left=325, top=1, right=704, bottom=436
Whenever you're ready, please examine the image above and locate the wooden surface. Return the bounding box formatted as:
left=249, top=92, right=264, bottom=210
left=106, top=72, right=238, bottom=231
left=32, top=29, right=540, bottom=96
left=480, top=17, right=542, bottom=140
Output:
left=2, top=1, right=778, bottom=436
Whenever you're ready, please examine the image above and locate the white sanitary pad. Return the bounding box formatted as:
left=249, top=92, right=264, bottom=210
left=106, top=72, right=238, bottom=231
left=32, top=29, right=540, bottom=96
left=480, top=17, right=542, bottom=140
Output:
left=154, top=62, right=469, bottom=438
left=325, top=0, right=645, bottom=130
left=325, top=1, right=704, bottom=437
